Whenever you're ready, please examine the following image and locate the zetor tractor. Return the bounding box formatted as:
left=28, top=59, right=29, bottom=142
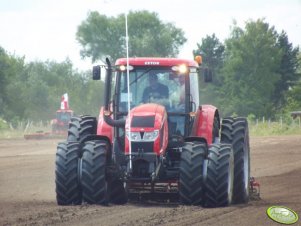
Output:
left=55, top=57, right=252, bottom=207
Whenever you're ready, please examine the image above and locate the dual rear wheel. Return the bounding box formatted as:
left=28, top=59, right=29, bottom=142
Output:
left=179, top=142, right=234, bottom=207
left=55, top=140, right=128, bottom=205
left=179, top=117, right=250, bottom=207
left=55, top=115, right=127, bottom=206
left=55, top=140, right=109, bottom=205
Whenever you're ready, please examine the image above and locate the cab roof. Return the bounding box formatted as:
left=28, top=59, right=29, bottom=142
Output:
left=115, top=57, right=199, bottom=67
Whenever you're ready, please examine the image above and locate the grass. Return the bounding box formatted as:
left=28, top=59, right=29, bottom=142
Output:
left=1, top=120, right=301, bottom=139
left=249, top=120, right=301, bottom=136
left=0, top=124, right=52, bottom=139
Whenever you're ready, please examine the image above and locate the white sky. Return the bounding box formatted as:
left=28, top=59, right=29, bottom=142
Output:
left=0, top=0, right=300, bottom=71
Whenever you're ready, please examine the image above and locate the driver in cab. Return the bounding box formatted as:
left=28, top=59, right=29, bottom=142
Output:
left=142, top=73, right=169, bottom=107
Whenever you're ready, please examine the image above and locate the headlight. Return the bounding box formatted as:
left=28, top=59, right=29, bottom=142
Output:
left=171, top=64, right=188, bottom=74
left=119, top=65, right=134, bottom=71
left=143, top=130, right=159, bottom=141
left=126, top=130, right=159, bottom=141
left=126, top=131, right=141, bottom=141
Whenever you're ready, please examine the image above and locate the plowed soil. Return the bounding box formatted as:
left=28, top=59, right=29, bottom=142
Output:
left=0, top=135, right=300, bottom=226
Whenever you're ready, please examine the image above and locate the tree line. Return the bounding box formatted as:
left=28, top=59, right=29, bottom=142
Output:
left=193, top=19, right=300, bottom=119
left=0, top=11, right=300, bottom=126
left=0, top=51, right=104, bottom=126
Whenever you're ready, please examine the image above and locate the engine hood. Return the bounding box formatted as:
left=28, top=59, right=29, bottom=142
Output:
left=125, top=103, right=169, bottom=156
left=126, top=103, right=166, bottom=132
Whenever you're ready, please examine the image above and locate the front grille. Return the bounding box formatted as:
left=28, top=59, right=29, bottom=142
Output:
left=131, top=142, right=154, bottom=153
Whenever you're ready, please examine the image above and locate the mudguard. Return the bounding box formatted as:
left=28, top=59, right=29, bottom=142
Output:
left=97, top=107, right=113, bottom=143
left=190, top=105, right=219, bottom=145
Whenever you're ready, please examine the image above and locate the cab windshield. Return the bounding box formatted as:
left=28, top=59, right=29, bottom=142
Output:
left=56, top=111, right=72, bottom=122
left=115, top=66, right=199, bottom=136
left=116, top=66, right=199, bottom=113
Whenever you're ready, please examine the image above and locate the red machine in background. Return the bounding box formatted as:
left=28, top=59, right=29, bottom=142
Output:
left=51, top=93, right=73, bottom=133
left=24, top=93, right=73, bottom=139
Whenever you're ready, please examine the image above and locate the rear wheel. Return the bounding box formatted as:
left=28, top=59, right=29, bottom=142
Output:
left=221, top=117, right=250, bottom=204
left=55, top=142, right=81, bottom=205
left=220, top=117, right=233, bottom=143
left=68, top=115, right=97, bottom=143
left=81, top=141, right=108, bottom=205
left=179, top=142, right=206, bottom=205
left=204, top=144, right=234, bottom=207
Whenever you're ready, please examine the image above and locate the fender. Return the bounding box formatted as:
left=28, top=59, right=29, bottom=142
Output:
left=97, top=106, right=113, bottom=144
left=190, top=105, right=219, bottom=145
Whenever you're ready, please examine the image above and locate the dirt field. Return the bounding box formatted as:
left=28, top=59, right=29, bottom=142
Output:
left=0, top=135, right=300, bottom=226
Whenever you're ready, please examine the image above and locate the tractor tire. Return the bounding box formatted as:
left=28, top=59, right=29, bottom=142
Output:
left=109, top=179, right=128, bottom=204
left=55, top=142, right=81, bottom=205
left=221, top=117, right=250, bottom=204
left=179, top=142, right=206, bottom=205
left=81, top=141, right=108, bottom=205
left=220, top=117, right=233, bottom=143
left=203, top=144, right=234, bottom=208
left=68, top=115, right=97, bottom=143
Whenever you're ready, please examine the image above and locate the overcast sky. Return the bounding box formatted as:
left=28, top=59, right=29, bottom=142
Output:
left=0, top=0, right=300, bottom=70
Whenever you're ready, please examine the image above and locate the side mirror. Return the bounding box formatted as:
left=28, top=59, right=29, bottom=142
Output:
left=204, top=68, right=213, bottom=83
left=93, top=65, right=101, bottom=80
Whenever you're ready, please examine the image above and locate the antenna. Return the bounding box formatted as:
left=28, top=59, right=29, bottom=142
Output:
left=125, top=13, right=132, bottom=170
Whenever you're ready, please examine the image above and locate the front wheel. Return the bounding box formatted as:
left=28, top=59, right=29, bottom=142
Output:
left=179, top=142, right=206, bottom=205
left=81, top=141, right=108, bottom=205
left=55, top=142, right=81, bottom=205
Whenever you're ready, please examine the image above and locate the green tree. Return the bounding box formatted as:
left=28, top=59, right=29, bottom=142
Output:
left=76, top=10, right=187, bottom=62
left=193, top=34, right=225, bottom=80
left=272, top=31, right=300, bottom=109
left=0, top=45, right=105, bottom=124
left=193, top=34, right=225, bottom=107
left=23, top=59, right=104, bottom=119
left=221, top=19, right=282, bottom=117
left=0, top=47, right=26, bottom=122
left=285, top=52, right=301, bottom=111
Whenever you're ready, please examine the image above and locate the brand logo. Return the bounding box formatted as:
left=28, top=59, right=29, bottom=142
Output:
left=144, top=62, right=160, bottom=65
left=267, top=206, right=299, bottom=225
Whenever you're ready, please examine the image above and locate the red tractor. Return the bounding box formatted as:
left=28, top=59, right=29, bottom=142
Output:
left=51, top=93, right=73, bottom=133
left=55, top=57, right=255, bottom=207
left=51, top=109, right=74, bottom=133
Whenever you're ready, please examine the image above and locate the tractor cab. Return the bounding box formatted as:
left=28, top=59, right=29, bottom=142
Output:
left=56, top=110, right=73, bottom=123
left=95, top=58, right=205, bottom=144
left=113, top=58, right=201, bottom=139
left=51, top=109, right=74, bottom=132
